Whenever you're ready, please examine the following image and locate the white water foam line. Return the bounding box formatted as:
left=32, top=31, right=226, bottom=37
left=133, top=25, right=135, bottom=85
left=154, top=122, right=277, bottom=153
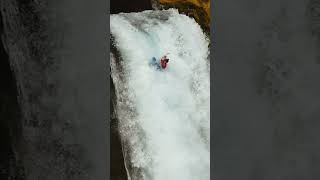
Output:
left=111, top=9, right=210, bottom=180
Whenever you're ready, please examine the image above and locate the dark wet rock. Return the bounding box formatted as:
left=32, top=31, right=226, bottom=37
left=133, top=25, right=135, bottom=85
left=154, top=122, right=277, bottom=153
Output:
left=0, top=10, right=25, bottom=180
left=1, top=0, right=90, bottom=179
left=111, top=0, right=153, bottom=14
left=307, top=0, right=320, bottom=37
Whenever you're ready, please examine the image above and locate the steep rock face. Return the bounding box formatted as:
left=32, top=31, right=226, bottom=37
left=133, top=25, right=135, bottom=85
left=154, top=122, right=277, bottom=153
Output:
left=0, top=1, right=89, bottom=179
left=151, top=0, right=210, bottom=34
left=0, top=11, right=25, bottom=180
left=213, top=1, right=320, bottom=179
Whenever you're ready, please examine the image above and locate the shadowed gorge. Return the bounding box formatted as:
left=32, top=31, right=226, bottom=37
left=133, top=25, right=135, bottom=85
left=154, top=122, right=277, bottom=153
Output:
left=111, top=0, right=152, bottom=14
left=0, top=12, right=25, bottom=179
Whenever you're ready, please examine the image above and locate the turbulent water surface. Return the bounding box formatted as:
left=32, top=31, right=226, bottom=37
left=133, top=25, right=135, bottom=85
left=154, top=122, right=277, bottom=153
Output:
left=111, top=9, right=210, bottom=180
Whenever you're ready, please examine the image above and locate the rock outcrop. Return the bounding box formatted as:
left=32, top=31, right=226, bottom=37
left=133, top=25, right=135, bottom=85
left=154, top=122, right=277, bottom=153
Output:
left=151, top=0, right=210, bottom=34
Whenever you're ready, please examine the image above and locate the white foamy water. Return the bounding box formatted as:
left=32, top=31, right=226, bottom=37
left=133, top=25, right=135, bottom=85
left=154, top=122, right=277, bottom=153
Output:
left=110, top=9, right=210, bottom=180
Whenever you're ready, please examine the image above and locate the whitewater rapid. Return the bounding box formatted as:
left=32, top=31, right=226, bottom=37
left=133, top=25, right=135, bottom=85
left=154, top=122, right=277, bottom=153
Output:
left=110, top=9, right=210, bottom=180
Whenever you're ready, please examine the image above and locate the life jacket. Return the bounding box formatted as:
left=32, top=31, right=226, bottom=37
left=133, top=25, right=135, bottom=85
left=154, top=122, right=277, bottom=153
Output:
left=160, top=58, right=168, bottom=69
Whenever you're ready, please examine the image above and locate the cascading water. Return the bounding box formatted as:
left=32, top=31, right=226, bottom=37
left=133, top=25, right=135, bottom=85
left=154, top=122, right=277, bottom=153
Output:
left=111, top=9, right=210, bottom=180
